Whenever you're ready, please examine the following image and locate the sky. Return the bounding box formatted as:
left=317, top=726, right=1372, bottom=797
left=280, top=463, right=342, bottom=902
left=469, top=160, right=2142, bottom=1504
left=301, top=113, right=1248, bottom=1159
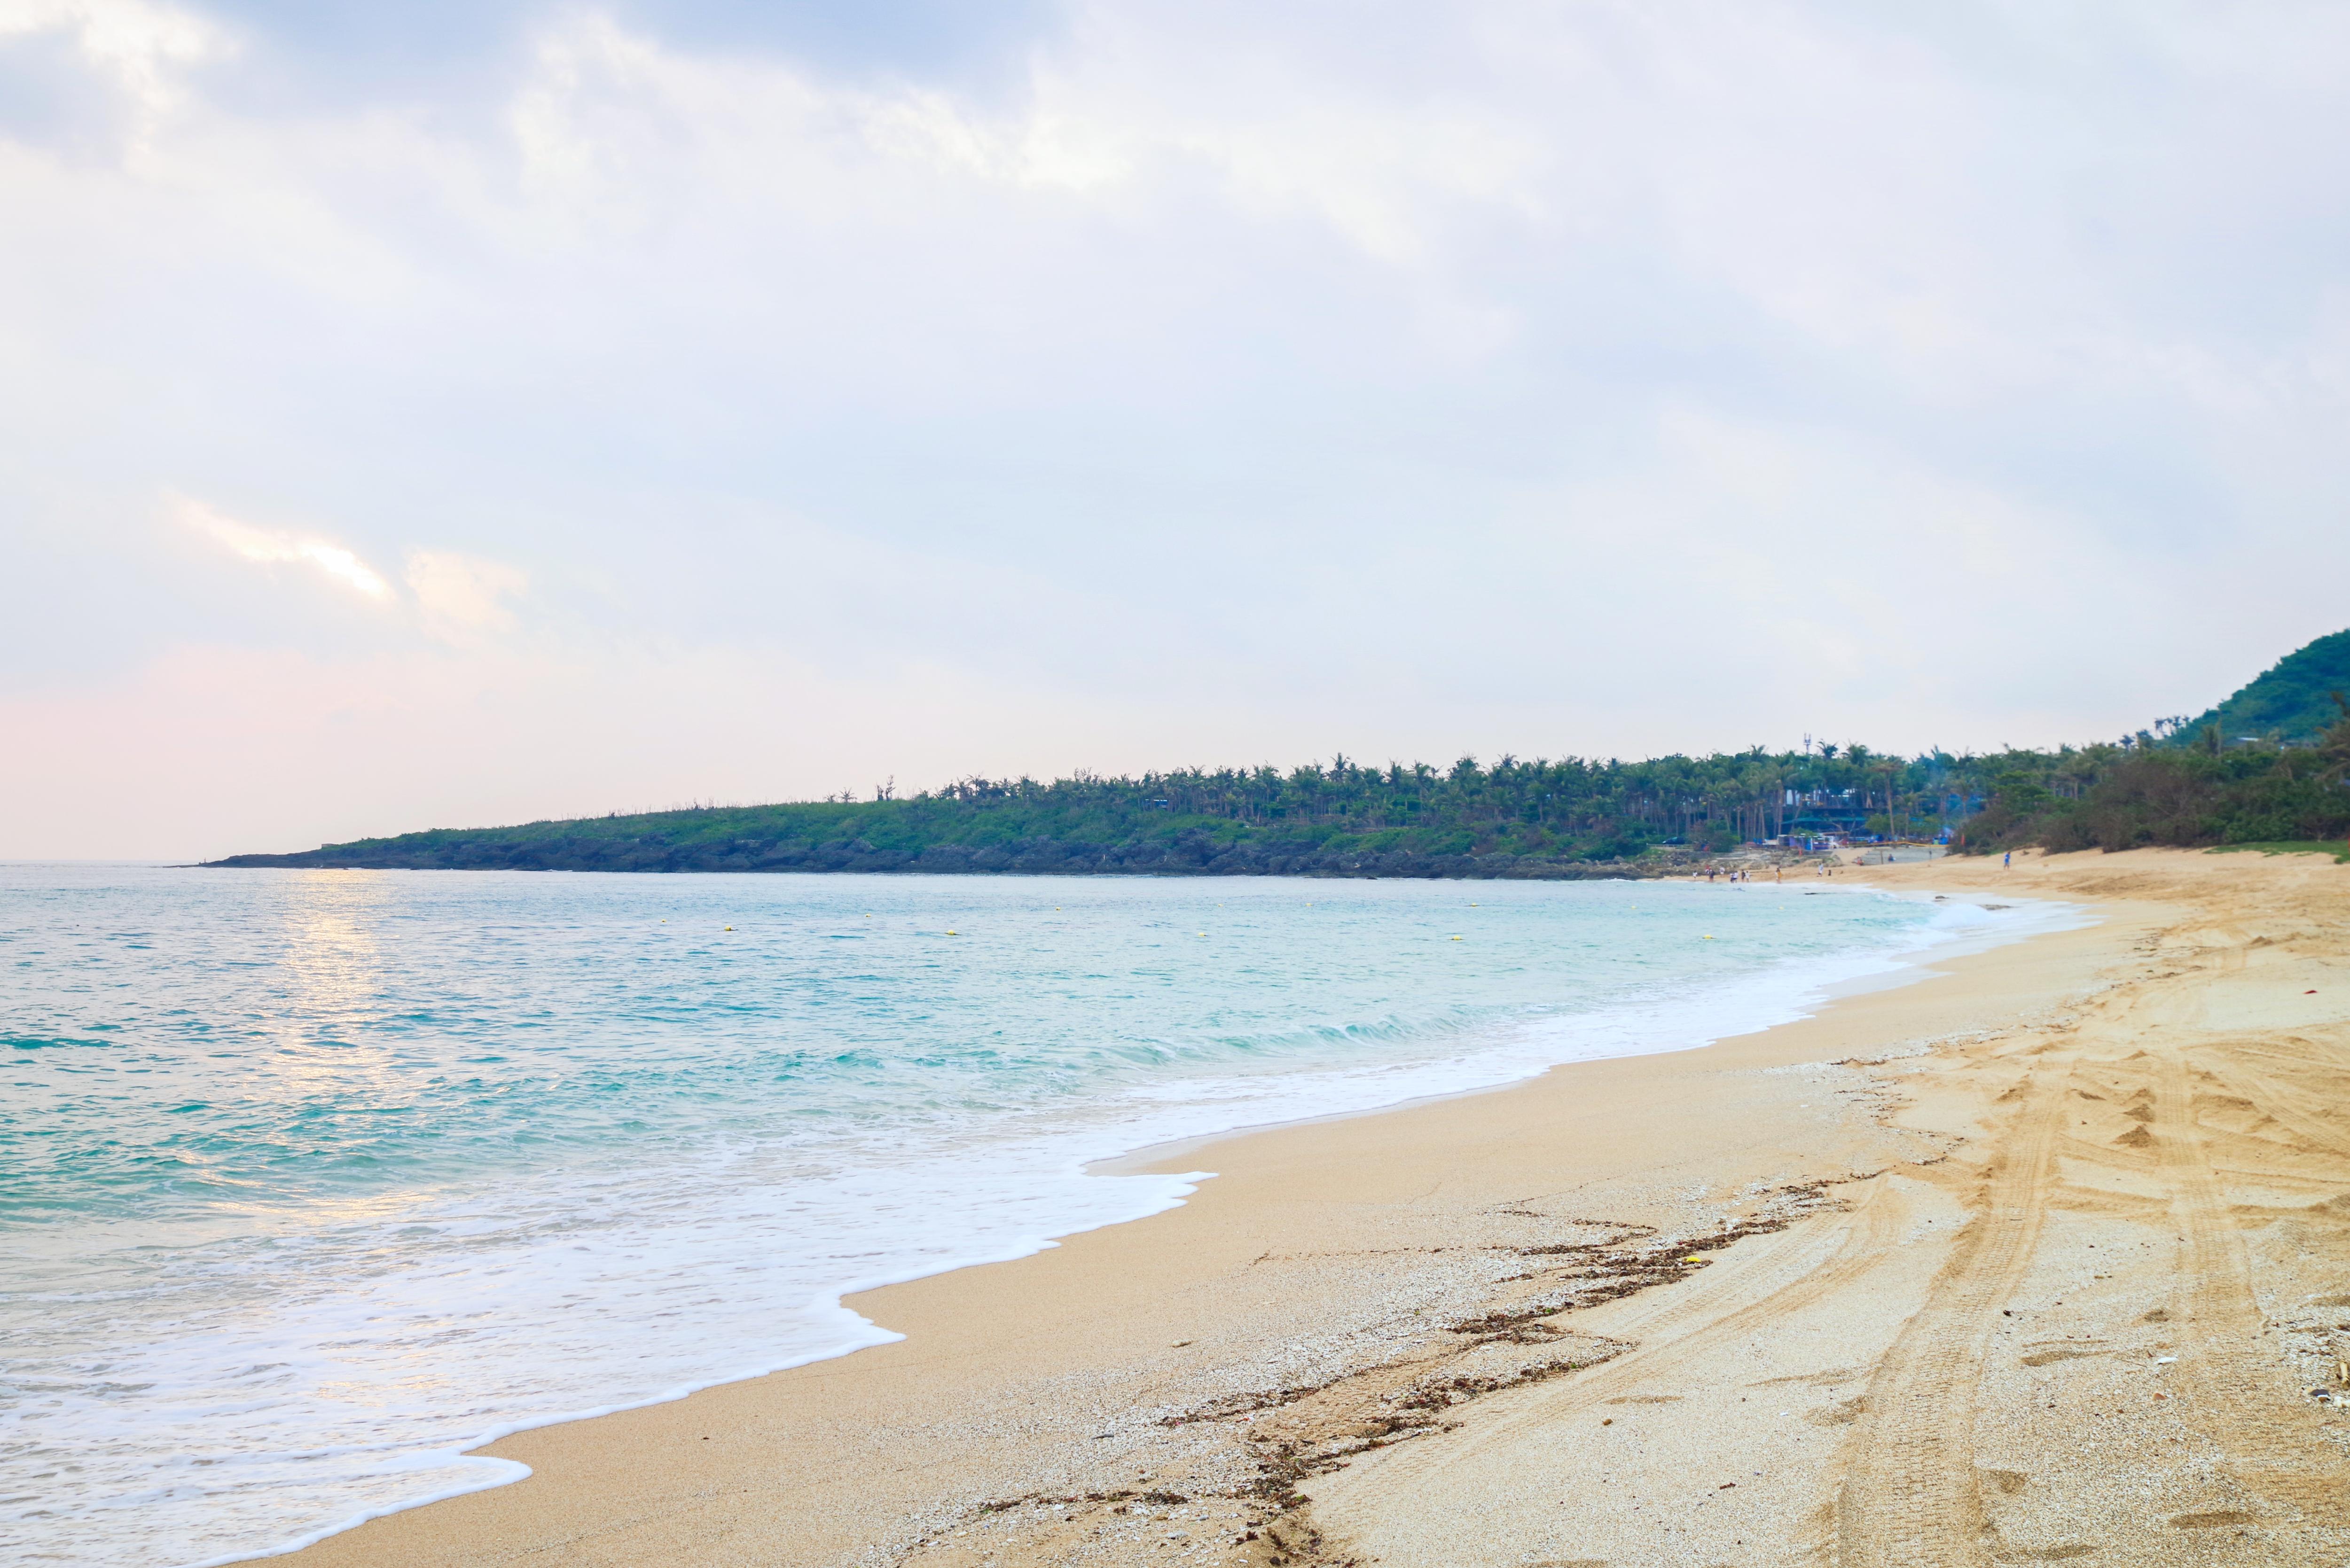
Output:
left=5, top=0, right=2350, bottom=859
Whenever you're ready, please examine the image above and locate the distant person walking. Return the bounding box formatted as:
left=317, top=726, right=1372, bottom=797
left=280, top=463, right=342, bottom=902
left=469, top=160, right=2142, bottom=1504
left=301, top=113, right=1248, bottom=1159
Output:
left=2003, top=851, right=2011, bottom=869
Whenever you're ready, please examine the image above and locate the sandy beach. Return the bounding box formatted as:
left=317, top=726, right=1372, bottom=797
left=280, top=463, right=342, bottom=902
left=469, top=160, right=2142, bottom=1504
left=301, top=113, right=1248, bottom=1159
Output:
left=288, top=846, right=2350, bottom=1567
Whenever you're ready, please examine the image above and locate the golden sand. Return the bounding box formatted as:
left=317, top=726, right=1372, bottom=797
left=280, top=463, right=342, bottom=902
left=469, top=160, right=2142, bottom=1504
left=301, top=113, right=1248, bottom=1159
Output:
left=290, top=847, right=2350, bottom=1566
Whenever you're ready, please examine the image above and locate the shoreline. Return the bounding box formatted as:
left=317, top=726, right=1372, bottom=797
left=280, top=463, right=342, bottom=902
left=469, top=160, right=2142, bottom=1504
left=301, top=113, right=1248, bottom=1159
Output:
left=230, top=880, right=2060, bottom=1564
left=1084, top=883, right=2076, bottom=1180
left=285, top=848, right=2348, bottom=1566
left=166, top=874, right=2044, bottom=1567
left=14, top=866, right=2020, bottom=1568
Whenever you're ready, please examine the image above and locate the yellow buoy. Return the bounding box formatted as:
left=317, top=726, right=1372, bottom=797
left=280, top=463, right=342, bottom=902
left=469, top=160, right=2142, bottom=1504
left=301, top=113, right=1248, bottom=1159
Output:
left=1452, top=935, right=1463, bottom=941
left=724, top=926, right=733, bottom=931
left=946, top=929, right=957, bottom=936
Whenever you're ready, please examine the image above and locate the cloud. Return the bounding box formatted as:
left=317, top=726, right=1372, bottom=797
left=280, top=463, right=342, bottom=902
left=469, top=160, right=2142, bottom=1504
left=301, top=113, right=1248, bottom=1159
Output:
left=0, top=0, right=225, bottom=133
left=405, top=549, right=526, bottom=640
left=172, top=494, right=391, bottom=599
left=7, top=3, right=2350, bottom=854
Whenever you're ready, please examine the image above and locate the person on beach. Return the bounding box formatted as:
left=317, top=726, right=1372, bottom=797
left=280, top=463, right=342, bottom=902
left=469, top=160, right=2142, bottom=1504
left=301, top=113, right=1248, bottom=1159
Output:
left=2004, top=851, right=2012, bottom=869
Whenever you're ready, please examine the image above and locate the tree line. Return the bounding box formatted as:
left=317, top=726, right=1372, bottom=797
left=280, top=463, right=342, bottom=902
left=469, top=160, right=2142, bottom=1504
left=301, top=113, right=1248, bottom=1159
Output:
left=209, top=702, right=2350, bottom=878
left=1960, top=707, right=2350, bottom=857
left=207, top=745, right=2045, bottom=877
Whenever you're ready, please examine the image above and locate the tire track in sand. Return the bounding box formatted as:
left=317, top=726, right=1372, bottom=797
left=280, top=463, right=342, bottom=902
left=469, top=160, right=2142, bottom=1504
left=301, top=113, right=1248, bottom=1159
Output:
left=1834, top=1067, right=2068, bottom=1568
left=2200, top=1048, right=2350, bottom=1162
left=2151, top=1049, right=2350, bottom=1537
left=1309, top=1176, right=1911, bottom=1552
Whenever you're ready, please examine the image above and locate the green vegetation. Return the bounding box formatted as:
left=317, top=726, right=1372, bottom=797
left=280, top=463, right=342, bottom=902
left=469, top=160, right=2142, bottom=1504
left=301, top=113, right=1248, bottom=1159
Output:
left=209, top=749, right=1968, bottom=878
left=1958, top=688, right=2350, bottom=857
left=1958, top=738, right=2350, bottom=855
left=209, top=629, right=2350, bottom=878
left=2168, top=627, right=2350, bottom=745
left=2205, top=842, right=2350, bottom=862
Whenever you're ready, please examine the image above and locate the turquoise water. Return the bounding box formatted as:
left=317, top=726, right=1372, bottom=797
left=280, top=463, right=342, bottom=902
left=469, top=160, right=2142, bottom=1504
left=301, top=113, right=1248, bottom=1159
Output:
left=0, top=866, right=2038, bottom=1565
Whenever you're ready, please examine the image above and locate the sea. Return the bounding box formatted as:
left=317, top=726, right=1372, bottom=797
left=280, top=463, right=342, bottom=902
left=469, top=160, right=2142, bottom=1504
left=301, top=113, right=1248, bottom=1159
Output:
left=0, top=864, right=2070, bottom=1566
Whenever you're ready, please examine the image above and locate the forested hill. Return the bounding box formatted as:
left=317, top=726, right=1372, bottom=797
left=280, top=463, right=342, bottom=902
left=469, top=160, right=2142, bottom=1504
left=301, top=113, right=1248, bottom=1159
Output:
left=207, top=627, right=2350, bottom=876
left=208, top=749, right=1951, bottom=878
left=2172, top=627, right=2350, bottom=745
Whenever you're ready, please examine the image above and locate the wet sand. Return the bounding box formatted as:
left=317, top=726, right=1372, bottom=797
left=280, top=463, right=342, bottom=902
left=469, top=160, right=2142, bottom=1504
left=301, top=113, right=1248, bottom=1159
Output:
left=288, top=846, right=2350, bottom=1567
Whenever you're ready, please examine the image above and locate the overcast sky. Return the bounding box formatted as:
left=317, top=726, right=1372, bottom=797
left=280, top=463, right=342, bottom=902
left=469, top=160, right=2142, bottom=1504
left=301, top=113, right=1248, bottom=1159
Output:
left=5, top=0, right=2348, bottom=858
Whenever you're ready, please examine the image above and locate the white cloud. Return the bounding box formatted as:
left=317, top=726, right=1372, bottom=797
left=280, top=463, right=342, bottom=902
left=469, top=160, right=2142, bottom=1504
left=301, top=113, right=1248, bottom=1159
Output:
left=0, top=0, right=224, bottom=112
left=171, top=495, right=391, bottom=600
